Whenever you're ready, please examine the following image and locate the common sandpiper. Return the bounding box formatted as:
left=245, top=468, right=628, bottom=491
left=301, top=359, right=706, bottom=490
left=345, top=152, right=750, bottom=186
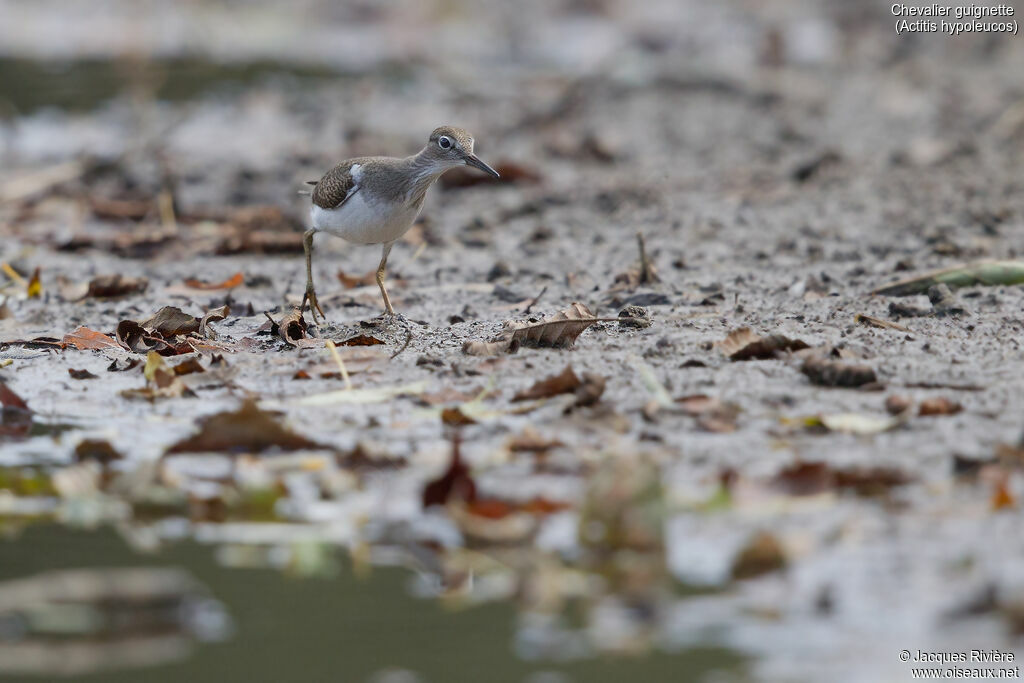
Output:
left=302, top=126, right=500, bottom=321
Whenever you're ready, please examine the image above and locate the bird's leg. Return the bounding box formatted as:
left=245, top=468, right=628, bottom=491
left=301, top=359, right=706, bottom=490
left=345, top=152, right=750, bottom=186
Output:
left=376, top=242, right=395, bottom=316
left=300, top=229, right=325, bottom=323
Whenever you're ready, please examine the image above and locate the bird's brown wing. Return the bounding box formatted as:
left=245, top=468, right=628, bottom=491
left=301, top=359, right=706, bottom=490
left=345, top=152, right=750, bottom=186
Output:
left=311, top=161, right=360, bottom=210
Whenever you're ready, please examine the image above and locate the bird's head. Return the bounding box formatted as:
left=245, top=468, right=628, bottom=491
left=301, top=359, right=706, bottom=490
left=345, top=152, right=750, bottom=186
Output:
left=423, top=126, right=500, bottom=178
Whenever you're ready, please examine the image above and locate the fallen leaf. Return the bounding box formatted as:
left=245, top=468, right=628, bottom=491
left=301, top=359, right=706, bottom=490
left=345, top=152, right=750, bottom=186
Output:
left=885, top=394, right=913, bottom=414
left=337, top=269, right=377, bottom=289
left=0, top=381, right=29, bottom=411
left=336, top=443, right=405, bottom=471
left=141, top=307, right=200, bottom=336
left=116, top=320, right=163, bottom=354
left=422, top=432, right=476, bottom=507
left=801, top=356, right=878, bottom=387
left=120, top=351, right=193, bottom=400
left=508, top=428, right=565, bottom=453
left=172, top=358, right=206, bottom=376
left=26, top=267, right=41, bottom=298
left=439, top=160, right=541, bottom=189
left=107, top=358, right=141, bottom=372
left=63, top=326, right=121, bottom=351
left=992, top=477, right=1016, bottom=511
left=199, top=305, right=229, bottom=340
left=88, top=195, right=153, bottom=220
left=773, top=461, right=912, bottom=497
left=184, top=272, right=244, bottom=290
left=74, top=439, right=124, bottom=466
left=731, top=531, right=786, bottom=580
left=441, top=406, right=478, bottom=426
left=338, top=334, right=384, bottom=346
left=717, top=327, right=810, bottom=360
left=68, top=368, right=98, bottom=380
left=573, top=372, right=606, bottom=407
left=463, top=302, right=604, bottom=356
left=166, top=399, right=325, bottom=454
left=270, top=308, right=308, bottom=347
left=418, top=386, right=485, bottom=406
left=919, top=397, right=963, bottom=416
left=676, top=394, right=740, bottom=433
left=84, top=274, right=149, bottom=299
left=512, top=365, right=581, bottom=401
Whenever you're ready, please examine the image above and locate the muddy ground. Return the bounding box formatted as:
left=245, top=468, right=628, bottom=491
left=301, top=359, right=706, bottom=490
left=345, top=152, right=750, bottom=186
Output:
left=2, top=1, right=1024, bottom=681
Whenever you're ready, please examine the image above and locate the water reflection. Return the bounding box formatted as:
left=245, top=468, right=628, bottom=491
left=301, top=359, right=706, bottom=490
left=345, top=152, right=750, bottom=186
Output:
left=0, top=525, right=745, bottom=682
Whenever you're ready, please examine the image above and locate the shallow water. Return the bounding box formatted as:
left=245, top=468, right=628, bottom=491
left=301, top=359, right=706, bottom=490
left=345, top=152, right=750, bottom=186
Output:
left=0, top=525, right=744, bottom=682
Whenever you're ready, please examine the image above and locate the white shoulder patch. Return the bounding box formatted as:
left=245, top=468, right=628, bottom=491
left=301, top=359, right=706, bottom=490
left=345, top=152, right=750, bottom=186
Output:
left=345, top=163, right=362, bottom=202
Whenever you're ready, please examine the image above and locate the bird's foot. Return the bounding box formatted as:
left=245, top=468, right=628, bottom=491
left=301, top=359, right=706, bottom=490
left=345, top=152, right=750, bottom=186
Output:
left=301, top=286, right=326, bottom=324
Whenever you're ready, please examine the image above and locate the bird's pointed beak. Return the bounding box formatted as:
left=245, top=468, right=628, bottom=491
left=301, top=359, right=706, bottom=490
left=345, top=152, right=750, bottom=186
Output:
left=464, top=154, right=500, bottom=179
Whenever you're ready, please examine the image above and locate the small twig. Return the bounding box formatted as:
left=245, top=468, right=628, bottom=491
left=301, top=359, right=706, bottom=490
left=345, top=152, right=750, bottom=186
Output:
left=390, top=327, right=413, bottom=360
left=637, top=231, right=659, bottom=284
left=157, top=189, right=177, bottom=232
left=523, top=285, right=547, bottom=314
left=1, top=263, right=26, bottom=288
left=325, top=340, right=353, bottom=390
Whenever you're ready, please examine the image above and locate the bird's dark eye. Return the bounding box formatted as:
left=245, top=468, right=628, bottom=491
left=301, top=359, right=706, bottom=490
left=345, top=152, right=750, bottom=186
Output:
left=438, top=136, right=452, bottom=150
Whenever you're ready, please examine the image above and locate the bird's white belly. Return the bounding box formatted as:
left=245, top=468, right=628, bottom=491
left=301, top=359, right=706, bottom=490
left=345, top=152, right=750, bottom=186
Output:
left=311, top=193, right=419, bottom=245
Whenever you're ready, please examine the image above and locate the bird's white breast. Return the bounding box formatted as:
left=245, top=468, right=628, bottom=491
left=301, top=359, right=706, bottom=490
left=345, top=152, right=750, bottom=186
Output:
left=310, top=168, right=422, bottom=245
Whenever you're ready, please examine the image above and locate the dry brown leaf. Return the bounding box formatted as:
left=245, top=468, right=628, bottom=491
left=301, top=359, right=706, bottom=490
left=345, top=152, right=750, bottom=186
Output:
left=63, top=326, right=121, bottom=351
left=918, top=397, right=963, bottom=416
left=74, top=439, right=124, bottom=466
left=885, top=394, right=913, bottom=414
left=801, top=356, right=878, bottom=387
left=270, top=308, right=308, bottom=347
left=992, top=476, right=1016, bottom=511
left=772, top=461, right=912, bottom=497
left=731, top=531, right=787, bottom=580
left=513, top=365, right=581, bottom=401
left=88, top=195, right=154, bottom=220
left=172, top=358, right=206, bottom=376
left=166, top=399, right=325, bottom=454
left=423, top=433, right=476, bottom=507
left=417, top=386, right=484, bottom=406
left=337, top=269, right=377, bottom=289
left=116, top=320, right=163, bottom=354
left=85, top=274, right=149, bottom=299
left=676, top=393, right=740, bottom=433
left=338, top=334, right=384, bottom=347
left=68, top=368, right=98, bottom=380
left=141, top=307, right=200, bottom=337
left=0, top=381, right=29, bottom=411
left=441, top=406, right=478, bottom=426
left=121, top=351, right=193, bottom=400
left=717, top=327, right=810, bottom=360
left=462, top=302, right=603, bottom=356
left=573, top=373, right=606, bottom=407
left=508, top=428, right=565, bottom=453
left=439, top=160, right=541, bottom=189
left=199, top=305, right=229, bottom=340
left=184, top=272, right=244, bottom=290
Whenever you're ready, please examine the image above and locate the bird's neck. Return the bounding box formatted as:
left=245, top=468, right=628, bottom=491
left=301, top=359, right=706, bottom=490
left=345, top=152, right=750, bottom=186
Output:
left=402, top=151, right=450, bottom=203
